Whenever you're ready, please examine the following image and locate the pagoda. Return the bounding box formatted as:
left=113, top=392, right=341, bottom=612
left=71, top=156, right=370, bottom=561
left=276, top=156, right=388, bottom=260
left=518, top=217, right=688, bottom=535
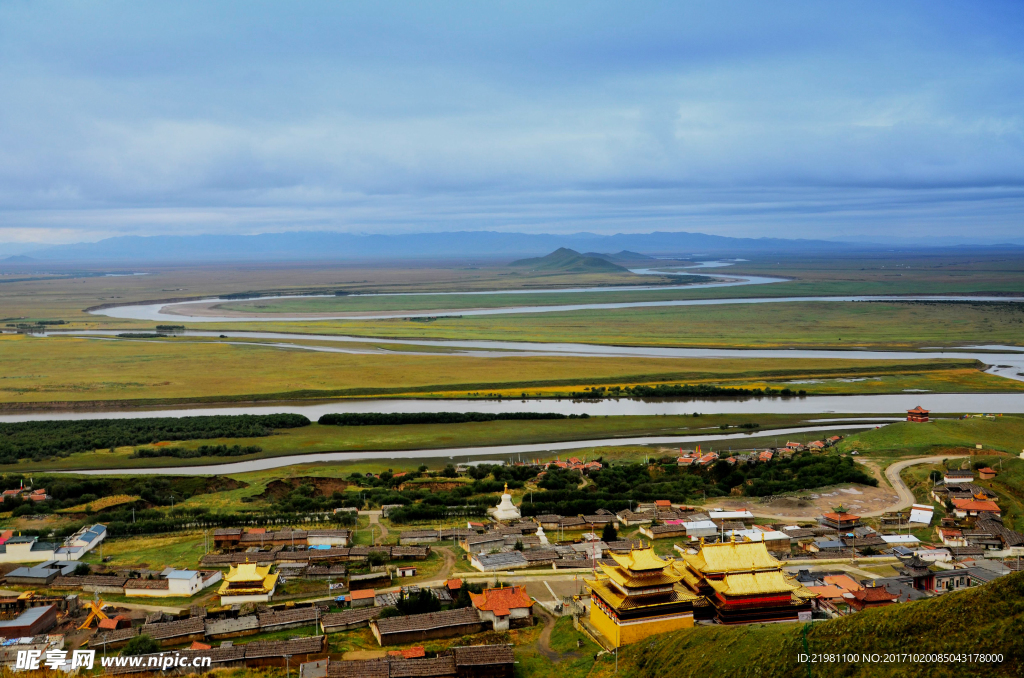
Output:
left=906, top=406, right=930, bottom=423
left=678, top=536, right=815, bottom=624
left=218, top=562, right=279, bottom=604
left=585, top=546, right=704, bottom=648
left=820, top=504, right=862, bottom=531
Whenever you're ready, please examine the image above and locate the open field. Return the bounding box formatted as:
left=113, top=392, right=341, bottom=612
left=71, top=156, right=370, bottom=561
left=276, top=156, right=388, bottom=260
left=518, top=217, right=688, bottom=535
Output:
left=0, top=262, right=689, bottom=327
left=6, top=414, right=874, bottom=471
left=2, top=333, right=1012, bottom=406
left=3, top=256, right=1024, bottom=410
left=239, top=299, right=1024, bottom=349
left=78, top=532, right=211, bottom=570
left=836, top=415, right=1024, bottom=457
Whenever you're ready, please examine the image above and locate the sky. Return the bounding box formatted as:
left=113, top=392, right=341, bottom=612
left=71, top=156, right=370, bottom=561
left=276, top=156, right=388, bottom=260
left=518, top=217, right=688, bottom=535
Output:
left=1, top=1, right=1023, bottom=248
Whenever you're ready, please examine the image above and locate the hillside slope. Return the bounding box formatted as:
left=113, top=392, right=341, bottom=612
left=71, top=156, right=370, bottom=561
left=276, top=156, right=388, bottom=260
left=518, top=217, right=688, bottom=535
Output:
left=508, top=247, right=628, bottom=272
left=619, top=571, right=1024, bottom=678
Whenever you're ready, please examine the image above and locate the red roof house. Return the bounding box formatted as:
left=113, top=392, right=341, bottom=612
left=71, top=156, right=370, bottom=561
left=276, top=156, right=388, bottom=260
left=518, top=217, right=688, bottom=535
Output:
left=951, top=498, right=1001, bottom=517
left=848, top=586, right=898, bottom=611
left=469, top=586, right=534, bottom=631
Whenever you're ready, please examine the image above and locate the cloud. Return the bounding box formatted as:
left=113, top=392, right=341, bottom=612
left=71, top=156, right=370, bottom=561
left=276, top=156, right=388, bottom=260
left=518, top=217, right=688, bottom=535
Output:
left=0, top=1, right=1022, bottom=241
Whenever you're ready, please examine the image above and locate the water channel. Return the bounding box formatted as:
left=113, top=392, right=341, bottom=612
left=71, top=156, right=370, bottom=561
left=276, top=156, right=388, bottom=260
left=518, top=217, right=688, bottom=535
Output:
left=59, top=423, right=884, bottom=475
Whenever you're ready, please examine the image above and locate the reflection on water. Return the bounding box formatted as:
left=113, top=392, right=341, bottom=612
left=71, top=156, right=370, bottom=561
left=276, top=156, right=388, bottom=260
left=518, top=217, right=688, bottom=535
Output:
left=6, top=392, right=1024, bottom=423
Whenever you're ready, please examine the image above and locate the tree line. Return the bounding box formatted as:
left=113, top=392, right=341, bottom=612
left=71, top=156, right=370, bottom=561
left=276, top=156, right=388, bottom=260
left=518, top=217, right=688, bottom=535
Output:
left=0, top=413, right=309, bottom=462
left=566, top=384, right=807, bottom=399
left=318, top=412, right=589, bottom=426
left=131, top=444, right=264, bottom=459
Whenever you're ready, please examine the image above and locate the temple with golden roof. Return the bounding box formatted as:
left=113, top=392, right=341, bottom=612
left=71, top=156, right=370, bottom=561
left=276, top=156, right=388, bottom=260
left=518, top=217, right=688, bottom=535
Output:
left=218, top=562, right=279, bottom=604
left=585, top=547, right=704, bottom=648
left=677, top=536, right=815, bottom=624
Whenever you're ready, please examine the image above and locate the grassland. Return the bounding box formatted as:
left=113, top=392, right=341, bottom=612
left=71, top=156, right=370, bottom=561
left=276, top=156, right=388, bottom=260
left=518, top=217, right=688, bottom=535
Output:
left=78, top=532, right=210, bottom=569
left=210, top=283, right=728, bottom=315
left=3, top=255, right=1024, bottom=410
left=613, top=570, right=1024, bottom=678
left=245, top=299, right=1024, bottom=349
left=836, top=415, right=1024, bottom=457
left=2, top=333, right=1018, bottom=407
left=8, top=414, right=876, bottom=471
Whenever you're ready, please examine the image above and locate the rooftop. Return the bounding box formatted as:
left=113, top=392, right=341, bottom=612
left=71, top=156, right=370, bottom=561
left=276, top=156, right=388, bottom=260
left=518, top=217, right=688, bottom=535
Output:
left=609, top=547, right=671, bottom=572
left=469, top=586, right=533, bottom=616
left=372, top=607, right=481, bottom=635
left=684, top=539, right=782, bottom=574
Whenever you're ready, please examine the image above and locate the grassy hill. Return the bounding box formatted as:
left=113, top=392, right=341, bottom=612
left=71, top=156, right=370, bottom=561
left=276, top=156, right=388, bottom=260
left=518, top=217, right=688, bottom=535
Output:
left=836, top=415, right=1024, bottom=457
left=582, top=250, right=657, bottom=264
left=617, top=571, right=1024, bottom=678
left=509, top=247, right=629, bottom=273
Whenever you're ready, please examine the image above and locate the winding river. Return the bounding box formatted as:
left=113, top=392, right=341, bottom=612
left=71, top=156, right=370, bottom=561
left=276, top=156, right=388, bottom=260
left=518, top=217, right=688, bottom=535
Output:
left=60, top=423, right=884, bottom=475
left=16, top=260, right=1020, bottom=425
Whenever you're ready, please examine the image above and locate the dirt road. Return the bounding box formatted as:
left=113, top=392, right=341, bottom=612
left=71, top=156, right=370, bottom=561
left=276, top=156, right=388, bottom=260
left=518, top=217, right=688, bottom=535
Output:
left=882, top=454, right=967, bottom=513
left=742, top=454, right=966, bottom=522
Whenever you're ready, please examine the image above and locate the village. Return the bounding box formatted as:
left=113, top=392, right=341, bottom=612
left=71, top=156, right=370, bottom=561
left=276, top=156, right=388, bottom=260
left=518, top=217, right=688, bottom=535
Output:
left=0, top=441, right=1020, bottom=677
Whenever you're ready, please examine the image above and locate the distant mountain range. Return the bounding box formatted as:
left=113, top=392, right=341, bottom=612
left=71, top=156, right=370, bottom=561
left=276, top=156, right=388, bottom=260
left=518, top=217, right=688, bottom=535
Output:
left=6, top=229, right=1024, bottom=264
left=9, top=230, right=1024, bottom=264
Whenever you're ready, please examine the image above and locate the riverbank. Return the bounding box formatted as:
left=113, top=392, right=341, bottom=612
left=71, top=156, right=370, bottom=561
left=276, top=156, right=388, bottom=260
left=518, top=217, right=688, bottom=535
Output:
left=10, top=415, right=883, bottom=473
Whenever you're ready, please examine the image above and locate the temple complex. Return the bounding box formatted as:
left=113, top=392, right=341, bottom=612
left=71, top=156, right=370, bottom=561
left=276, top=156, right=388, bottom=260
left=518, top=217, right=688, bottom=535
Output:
left=677, top=537, right=815, bottom=624
left=585, top=547, right=703, bottom=648
left=218, top=562, right=279, bottom=604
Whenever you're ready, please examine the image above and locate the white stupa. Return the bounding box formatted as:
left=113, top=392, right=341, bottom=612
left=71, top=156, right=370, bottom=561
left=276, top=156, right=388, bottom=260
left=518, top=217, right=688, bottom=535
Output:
left=488, top=482, right=521, bottom=522
left=535, top=524, right=549, bottom=545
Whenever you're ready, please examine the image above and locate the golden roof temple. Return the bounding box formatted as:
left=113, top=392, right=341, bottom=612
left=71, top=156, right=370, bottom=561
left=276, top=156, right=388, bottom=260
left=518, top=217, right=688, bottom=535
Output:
left=585, top=547, right=705, bottom=648
left=218, top=562, right=279, bottom=603
left=677, top=537, right=815, bottom=624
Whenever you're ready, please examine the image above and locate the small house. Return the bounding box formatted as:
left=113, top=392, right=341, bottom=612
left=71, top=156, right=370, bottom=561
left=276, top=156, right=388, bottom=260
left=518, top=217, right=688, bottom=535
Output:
left=350, top=589, right=376, bottom=608
left=469, top=585, right=534, bottom=631
left=847, top=586, right=898, bottom=611
left=943, top=470, right=974, bottom=484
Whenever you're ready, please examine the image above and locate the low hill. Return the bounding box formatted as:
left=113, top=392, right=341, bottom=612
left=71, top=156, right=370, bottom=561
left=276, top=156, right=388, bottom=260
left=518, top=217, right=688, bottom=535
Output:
left=508, top=247, right=628, bottom=272
left=582, top=250, right=658, bottom=264
left=620, top=570, right=1024, bottom=678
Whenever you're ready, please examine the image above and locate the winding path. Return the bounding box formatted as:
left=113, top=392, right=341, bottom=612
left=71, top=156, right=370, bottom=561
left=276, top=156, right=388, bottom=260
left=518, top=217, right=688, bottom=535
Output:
left=882, top=454, right=968, bottom=513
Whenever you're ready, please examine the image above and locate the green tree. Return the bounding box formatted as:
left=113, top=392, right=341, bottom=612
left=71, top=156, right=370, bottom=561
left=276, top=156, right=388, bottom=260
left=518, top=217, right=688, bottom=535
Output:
left=122, top=635, right=159, bottom=656
left=396, top=589, right=441, bottom=616
left=74, top=562, right=91, bottom=576
left=601, top=523, right=618, bottom=543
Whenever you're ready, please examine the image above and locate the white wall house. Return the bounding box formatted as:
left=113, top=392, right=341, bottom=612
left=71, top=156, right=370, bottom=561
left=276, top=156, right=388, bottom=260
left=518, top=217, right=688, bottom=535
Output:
left=307, top=530, right=350, bottom=547
left=0, top=537, right=57, bottom=564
